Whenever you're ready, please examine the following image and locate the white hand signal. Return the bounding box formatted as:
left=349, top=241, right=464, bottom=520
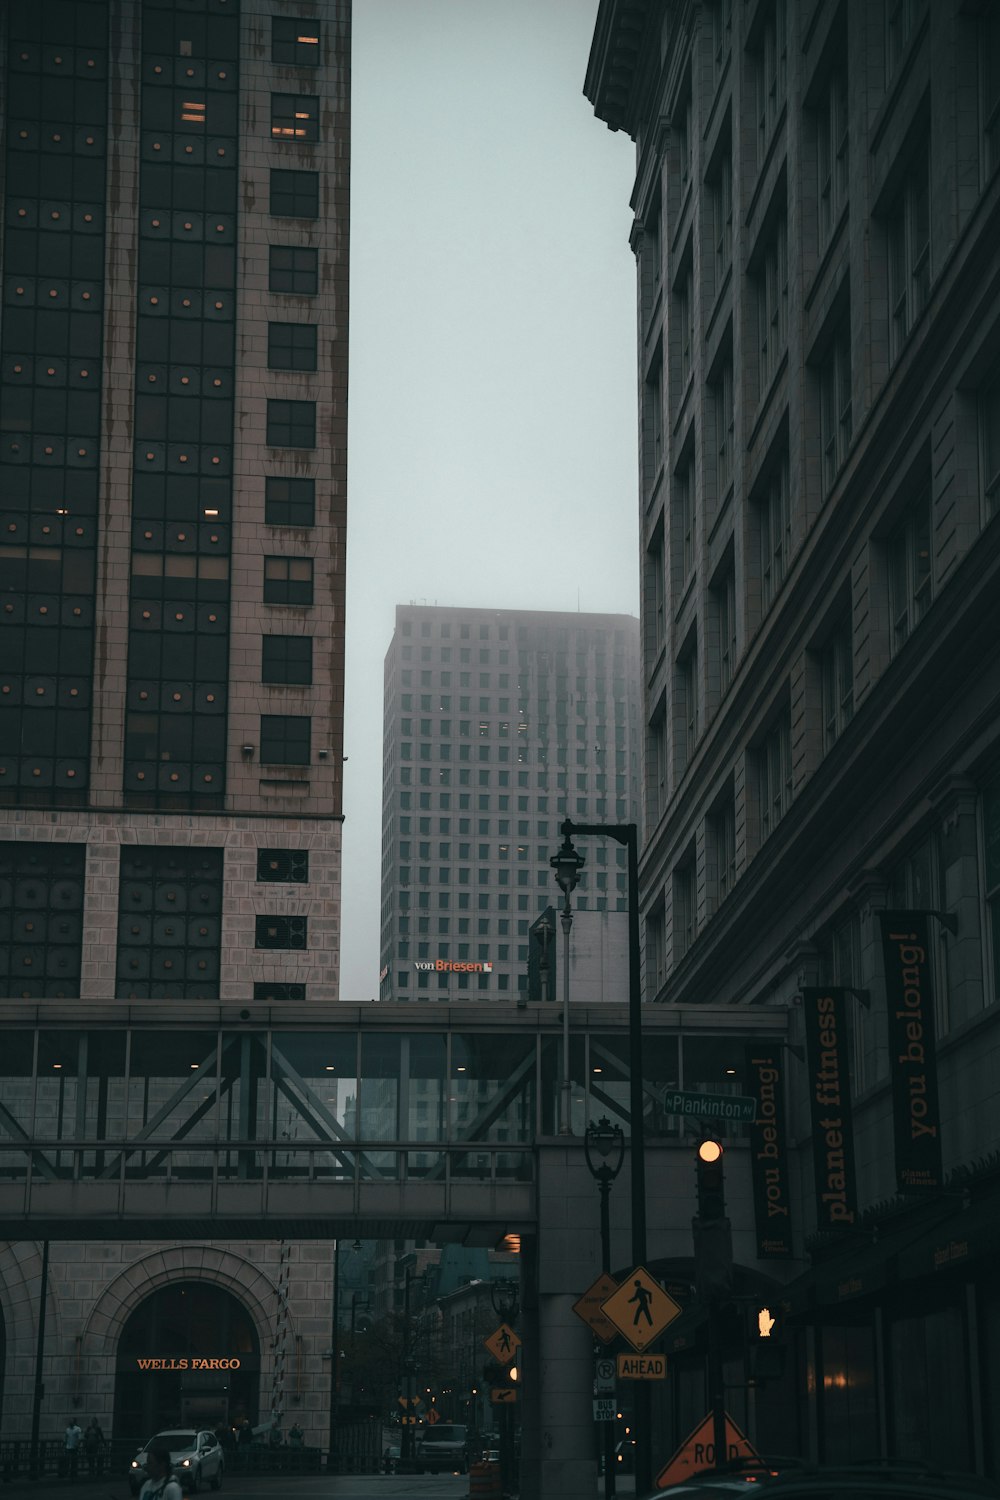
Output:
left=758, top=1307, right=776, bottom=1338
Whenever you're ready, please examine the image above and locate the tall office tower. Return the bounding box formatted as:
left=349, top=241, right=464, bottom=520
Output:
left=379, top=606, right=641, bottom=1002
left=586, top=0, right=1000, bottom=1466
left=0, top=0, right=349, bottom=1442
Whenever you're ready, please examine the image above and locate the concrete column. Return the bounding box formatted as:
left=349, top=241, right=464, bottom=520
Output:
left=535, top=1291, right=597, bottom=1500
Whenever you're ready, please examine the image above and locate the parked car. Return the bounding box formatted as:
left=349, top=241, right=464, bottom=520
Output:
left=413, top=1422, right=469, bottom=1474
left=644, top=1462, right=1000, bottom=1500
left=129, top=1430, right=225, bottom=1495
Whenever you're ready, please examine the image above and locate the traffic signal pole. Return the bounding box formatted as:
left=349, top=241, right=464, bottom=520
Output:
left=693, top=1140, right=733, bottom=1471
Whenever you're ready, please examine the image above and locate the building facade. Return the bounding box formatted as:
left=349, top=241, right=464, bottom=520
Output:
left=587, top=0, right=1000, bottom=1475
left=0, top=0, right=350, bottom=1445
left=378, top=606, right=641, bottom=1003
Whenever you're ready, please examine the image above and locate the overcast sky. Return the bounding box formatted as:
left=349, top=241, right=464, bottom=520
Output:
left=341, top=1, right=639, bottom=1000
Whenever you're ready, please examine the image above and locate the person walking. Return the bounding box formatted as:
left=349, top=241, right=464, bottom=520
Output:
left=139, top=1442, right=183, bottom=1500
left=64, top=1419, right=83, bottom=1480
left=83, top=1418, right=104, bottom=1477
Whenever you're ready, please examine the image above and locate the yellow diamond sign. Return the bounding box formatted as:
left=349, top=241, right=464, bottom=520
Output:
left=483, top=1323, right=520, bottom=1363
left=601, top=1265, right=682, bottom=1352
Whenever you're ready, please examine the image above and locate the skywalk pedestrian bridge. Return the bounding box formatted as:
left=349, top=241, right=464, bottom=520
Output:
left=0, top=1000, right=786, bottom=1241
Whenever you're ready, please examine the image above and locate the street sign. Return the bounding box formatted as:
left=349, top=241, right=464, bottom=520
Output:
left=655, top=1411, right=759, bottom=1488
left=572, top=1272, right=619, bottom=1344
left=661, top=1088, right=757, bottom=1124
left=594, top=1356, right=616, bottom=1393
left=601, top=1266, right=682, bottom=1352
left=490, top=1387, right=517, bottom=1405
left=617, top=1352, right=666, bottom=1380
left=425, top=1408, right=441, bottom=1425
left=483, top=1323, right=520, bottom=1363
left=397, top=1395, right=423, bottom=1410
left=593, top=1397, right=616, bottom=1422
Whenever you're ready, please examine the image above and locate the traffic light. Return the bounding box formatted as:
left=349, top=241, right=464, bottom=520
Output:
left=695, top=1138, right=726, bottom=1220
left=748, top=1304, right=787, bottom=1383
left=693, top=1138, right=732, bottom=1300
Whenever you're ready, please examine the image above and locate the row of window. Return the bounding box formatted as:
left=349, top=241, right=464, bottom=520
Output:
left=0, top=840, right=314, bottom=998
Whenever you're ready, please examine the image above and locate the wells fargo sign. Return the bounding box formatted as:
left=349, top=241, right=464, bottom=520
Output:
left=134, top=1356, right=243, bottom=1371
left=801, top=988, right=858, bottom=1228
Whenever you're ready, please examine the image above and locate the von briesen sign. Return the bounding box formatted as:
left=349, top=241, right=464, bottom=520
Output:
left=879, top=912, right=944, bottom=1191
left=744, top=1047, right=793, bottom=1257
left=801, top=989, right=858, bottom=1227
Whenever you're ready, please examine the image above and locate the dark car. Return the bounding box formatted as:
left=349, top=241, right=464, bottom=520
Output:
left=414, top=1423, right=469, bottom=1474
left=129, top=1429, right=225, bottom=1495
left=644, top=1462, right=1000, bottom=1500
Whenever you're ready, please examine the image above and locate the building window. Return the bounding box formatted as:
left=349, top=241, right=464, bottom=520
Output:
left=260, top=713, right=311, bottom=764
left=817, top=67, right=849, bottom=247
left=888, top=833, right=946, bottom=1035
left=676, top=261, right=694, bottom=391
left=710, top=791, right=737, bottom=910
left=268, top=322, right=317, bottom=371
left=254, top=981, right=307, bottom=1001
left=711, top=356, right=734, bottom=502
left=982, top=9, right=1000, bottom=181
left=712, top=0, right=733, bottom=82
left=887, top=489, right=932, bottom=652
left=758, top=446, right=791, bottom=611
left=712, top=558, right=737, bottom=698
left=262, top=635, right=313, bottom=684
left=267, top=399, right=316, bottom=448
left=269, top=246, right=319, bottom=295
left=263, top=556, right=313, bottom=605
left=983, top=777, right=1000, bottom=1004
left=116, top=846, right=223, bottom=999
left=674, top=456, right=695, bottom=586
left=820, top=317, right=853, bottom=494
left=673, top=856, right=696, bottom=961
left=754, top=0, right=787, bottom=167
left=887, top=146, right=930, bottom=363
left=646, top=525, right=665, bottom=654
left=710, top=148, right=733, bottom=294
left=886, top=0, right=926, bottom=81
left=645, top=358, right=663, bottom=483
left=676, top=638, right=698, bottom=775
left=269, top=168, right=319, bottom=218
left=756, top=215, right=788, bottom=396
left=265, top=477, right=315, bottom=527
left=257, top=849, right=309, bottom=882
left=271, top=93, right=319, bottom=141
left=677, top=79, right=693, bottom=190
left=980, top=366, right=1000, bottom=519
left=821, top=615, right=854, bottom=751
left=272, top=17, right=320, bottom=66
left=255, top=915, right=308, bottom=949
left=646, top=900, right=666, bottom=996
left=0, top=842, right=86, bottom=999
left=757, top=708, right=792, bottom=842
left=648, top=698, right=668, bottom=827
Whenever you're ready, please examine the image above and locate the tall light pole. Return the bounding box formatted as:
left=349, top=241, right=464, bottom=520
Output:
left=551, top=819, right=650, bottom=1493
left=549, top=832, right=585, bottom=1134
left=584, top=1118, right=625, bottom=1500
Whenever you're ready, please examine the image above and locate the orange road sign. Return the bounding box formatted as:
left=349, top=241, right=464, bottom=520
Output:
left=655, top=1411, right=759, bottom=1488
left=425, top=1408, right=441, bottom=1425
left=601, top=1266, right=682, bottom=1353
left=484, top=1323, right=521, bottom=1363
left=490, top=1387, right=518, bottom=1405
left=571, top=1273, right=619, bottom=1344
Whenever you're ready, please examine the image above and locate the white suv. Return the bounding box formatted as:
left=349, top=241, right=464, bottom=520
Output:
left=129, top=1430, right=225, bottom=1495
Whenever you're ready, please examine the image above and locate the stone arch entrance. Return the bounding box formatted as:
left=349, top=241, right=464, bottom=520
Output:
left=112, top=1282, right=261, bottom=1442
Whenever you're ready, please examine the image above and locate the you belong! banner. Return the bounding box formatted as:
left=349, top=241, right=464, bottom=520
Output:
left=879, top=912, right=944, bottom=1192
left=744, top=1046, right=793, bottom=1257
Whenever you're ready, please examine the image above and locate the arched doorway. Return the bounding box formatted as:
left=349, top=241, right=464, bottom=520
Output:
left=113, top=1282, right=260, bottom=1442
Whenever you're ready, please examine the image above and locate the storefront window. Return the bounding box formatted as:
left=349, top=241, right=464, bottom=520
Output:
left=820, top=1319, right=878, bottom=1460
left=889, top=1300, right=969, bottom=1465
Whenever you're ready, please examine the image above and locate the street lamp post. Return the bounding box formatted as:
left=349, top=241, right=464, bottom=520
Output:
left=490, top=1279, right=520, bottom=1499
left=551, top=819, right=651, bottom=1494
left=584, top=1118, right=625, bottom=1500
left=550, top=832, right=585, bottom=1134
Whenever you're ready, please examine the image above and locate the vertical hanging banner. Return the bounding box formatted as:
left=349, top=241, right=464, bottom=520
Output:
left=744, top=1047, right=793, bottom=1257
left=879, top=913, right=944, bottom=1191
left=801, top=989, right=858, bottom=1228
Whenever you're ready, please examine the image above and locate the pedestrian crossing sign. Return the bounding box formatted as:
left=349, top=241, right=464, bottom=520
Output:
left=484, top=1323, right=520, bottom=1364
left=601, top=1266, right=682, bottom=1352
